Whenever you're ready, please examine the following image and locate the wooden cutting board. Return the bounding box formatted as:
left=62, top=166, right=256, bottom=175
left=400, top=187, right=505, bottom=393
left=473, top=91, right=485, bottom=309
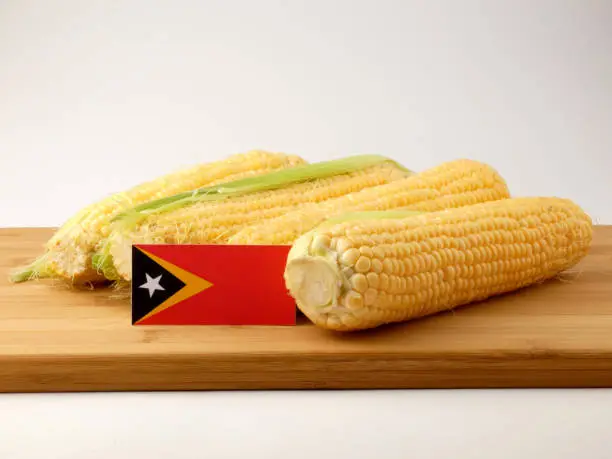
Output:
left=1, top=227, right=612, bottom=393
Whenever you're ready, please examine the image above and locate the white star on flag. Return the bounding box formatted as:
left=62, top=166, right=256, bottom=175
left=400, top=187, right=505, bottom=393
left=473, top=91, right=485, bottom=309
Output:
left=139, top=273, right=165, bottom=298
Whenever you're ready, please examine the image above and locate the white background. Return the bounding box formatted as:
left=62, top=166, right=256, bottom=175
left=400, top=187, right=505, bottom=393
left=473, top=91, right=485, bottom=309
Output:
left=1, top=1, right=611, bottom=458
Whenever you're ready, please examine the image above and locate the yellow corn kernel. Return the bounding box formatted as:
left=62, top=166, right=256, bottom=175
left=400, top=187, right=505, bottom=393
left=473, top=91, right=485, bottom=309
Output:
left=284, top=197, right=593, bottom=331
left=229, top=159, right=511, bottom=245
left=10, top=150, right=305, bottom=284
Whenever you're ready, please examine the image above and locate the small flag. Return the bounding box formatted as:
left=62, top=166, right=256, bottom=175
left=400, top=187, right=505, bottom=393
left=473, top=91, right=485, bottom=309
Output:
left=131, top=244, right=296, bottom=326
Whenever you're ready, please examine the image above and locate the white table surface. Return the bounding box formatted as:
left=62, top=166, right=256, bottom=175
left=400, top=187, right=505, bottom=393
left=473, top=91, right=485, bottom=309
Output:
left=1, top=389, right=611, bottom=459
left=2, top=1, right=611, bottom=457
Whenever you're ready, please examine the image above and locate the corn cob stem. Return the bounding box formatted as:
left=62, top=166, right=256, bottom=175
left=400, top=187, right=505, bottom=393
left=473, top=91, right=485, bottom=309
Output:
left=284, top=197, right=593, bottom=332
left=8, top=253, right=53, bottom=283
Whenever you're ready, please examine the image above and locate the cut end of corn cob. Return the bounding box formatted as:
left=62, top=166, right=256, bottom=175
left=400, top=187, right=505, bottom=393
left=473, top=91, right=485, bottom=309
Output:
left=285, top=198, right=593, bottom=332
left=282, top=212, right=425, bottom=312
left=102, top=154, right=412, bottom=281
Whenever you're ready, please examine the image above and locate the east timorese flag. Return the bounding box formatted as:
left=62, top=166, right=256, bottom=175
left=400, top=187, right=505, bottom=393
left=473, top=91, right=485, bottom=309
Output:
left=131, top=244, right=296, bottom=326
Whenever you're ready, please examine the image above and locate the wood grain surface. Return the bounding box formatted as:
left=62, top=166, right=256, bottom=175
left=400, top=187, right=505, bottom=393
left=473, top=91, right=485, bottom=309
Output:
left=1, top=227, right=612, bottom=393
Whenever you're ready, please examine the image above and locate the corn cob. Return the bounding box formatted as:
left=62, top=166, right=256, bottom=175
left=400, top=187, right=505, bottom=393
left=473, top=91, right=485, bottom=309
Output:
left=99, top=155, right=412, bottom=281
left=284, top=197, right=593, bottom=331
left=229, top=159, right=510, bottom=245
left=10, top=150, right=305, bottom=284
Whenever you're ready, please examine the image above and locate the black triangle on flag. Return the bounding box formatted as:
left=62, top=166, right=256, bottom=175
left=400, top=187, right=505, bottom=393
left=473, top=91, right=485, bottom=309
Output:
left=131, top=246, right=186, bottom=324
